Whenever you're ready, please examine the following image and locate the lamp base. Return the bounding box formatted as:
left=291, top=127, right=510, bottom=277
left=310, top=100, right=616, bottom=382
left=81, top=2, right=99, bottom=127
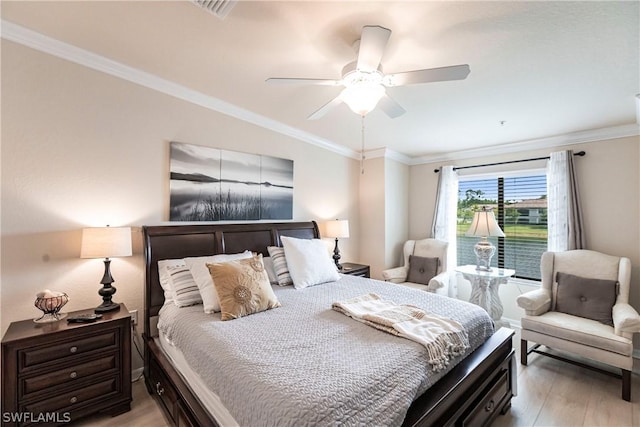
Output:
left=95, top=259, right=120, bottom=313
left=333, top=238, right=343, bottom=270
left=474, top=238, right=496, bottom=271
left=95, top=301, right=120, bottom=313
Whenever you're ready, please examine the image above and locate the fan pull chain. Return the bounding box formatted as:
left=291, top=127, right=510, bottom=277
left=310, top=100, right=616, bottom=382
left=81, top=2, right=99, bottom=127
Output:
left=361, top=114, right=365, bottom=175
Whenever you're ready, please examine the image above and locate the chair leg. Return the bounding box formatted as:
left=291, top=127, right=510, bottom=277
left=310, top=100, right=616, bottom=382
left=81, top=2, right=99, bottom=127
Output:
left=622, top=369, right=631, bottom=402
left=521, top=339, right=528, bottom=366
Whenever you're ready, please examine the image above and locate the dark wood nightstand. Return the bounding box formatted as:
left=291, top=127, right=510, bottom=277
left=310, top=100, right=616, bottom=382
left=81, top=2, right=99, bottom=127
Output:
left=1, top=304, right=132, bottom=426
left=340, top=262, right=370, bottom=278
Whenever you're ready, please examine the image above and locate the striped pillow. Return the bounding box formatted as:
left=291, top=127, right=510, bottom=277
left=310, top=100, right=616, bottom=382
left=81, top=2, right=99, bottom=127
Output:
left=267, top=246, right=293, bottom=286
left=167, top=265, right=202, bottom=307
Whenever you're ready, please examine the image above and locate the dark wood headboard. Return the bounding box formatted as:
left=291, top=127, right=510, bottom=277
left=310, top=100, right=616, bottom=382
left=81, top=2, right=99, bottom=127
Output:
left=142, top=221, right=319, bottom=337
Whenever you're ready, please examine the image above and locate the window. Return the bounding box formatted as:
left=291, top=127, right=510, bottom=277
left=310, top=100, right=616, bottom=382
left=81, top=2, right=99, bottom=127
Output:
left=457, top=173, right=547, bottom=280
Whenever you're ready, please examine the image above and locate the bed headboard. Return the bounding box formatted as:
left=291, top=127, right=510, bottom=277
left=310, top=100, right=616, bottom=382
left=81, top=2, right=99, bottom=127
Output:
left=142, top=221, right=319, bottom=337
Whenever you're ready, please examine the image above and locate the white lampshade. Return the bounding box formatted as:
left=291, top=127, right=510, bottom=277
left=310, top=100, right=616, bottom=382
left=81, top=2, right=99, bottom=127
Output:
left=325, top=220, right=350, bottom=239
left=81, top=226, right=132, bottom=259
left=465, top=208, right=505, bottom=238
left=340, top=84, right=385, bottom=116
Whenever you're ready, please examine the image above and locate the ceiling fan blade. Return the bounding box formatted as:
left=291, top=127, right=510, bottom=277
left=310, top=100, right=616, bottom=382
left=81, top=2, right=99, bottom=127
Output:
left=385, top=64, right=471, bottom=86
left=307, top=96, right=343, bottom=120
left=378, top=94, right=406, bottom=118
left=266, top=77, right=342, bottom=86
left=356, top=25, right=391, bottom=72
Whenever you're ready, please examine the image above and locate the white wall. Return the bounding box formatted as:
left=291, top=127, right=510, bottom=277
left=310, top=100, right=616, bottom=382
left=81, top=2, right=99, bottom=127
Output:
left=0, top=41, right=361, bottom=370
left=384, top=157, right=409, bottom=270
left=357, top=156, right=409, bottom=279
left=409, top=136, right=640, bottom=330
left=359, top=157, right=386, bottom=278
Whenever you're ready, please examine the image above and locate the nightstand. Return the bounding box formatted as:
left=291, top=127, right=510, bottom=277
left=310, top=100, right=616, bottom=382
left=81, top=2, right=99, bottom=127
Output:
left=1, top=304, right=132, bottom=426
left=340, top=262, right=370, bottom=278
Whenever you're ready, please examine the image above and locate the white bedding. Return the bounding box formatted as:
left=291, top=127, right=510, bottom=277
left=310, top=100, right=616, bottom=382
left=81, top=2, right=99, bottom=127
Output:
left=157, top=274, right=494, bottom=426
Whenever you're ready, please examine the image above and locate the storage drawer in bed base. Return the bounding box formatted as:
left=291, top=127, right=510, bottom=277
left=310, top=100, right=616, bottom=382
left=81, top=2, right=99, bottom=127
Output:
left=145, top=338, right=214, bottom=427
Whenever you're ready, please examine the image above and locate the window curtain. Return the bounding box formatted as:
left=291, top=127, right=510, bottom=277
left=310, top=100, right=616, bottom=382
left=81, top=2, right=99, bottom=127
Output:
left=431, top=165, right=459, bottom=297
left=547, top=150, right=585, bottom=252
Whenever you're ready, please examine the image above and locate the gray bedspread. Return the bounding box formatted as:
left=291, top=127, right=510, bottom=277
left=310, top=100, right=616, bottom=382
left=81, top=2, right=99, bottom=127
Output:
left=158, top=275, right=494, bottom=427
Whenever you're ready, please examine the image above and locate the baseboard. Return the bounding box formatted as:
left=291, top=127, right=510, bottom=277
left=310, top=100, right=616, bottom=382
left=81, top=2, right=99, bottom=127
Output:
left=501, top=317, right=521, bottom=331
left=131, top=367, right=144, bottom=382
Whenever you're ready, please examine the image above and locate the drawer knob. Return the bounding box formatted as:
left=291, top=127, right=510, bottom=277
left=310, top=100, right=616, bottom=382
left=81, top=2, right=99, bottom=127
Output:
left=485, top=399, right=495, bottom=412
left=156, top=381, right=165, bottom=396
left=70, top=396, right=78, bottom=404
left=69, top=346, right=78, bottom=354
left=69, top=371, right=78, bottom=379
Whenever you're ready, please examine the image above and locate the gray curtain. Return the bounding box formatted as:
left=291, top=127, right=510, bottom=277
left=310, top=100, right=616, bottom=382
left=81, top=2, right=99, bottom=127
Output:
left=566, top=151, right=586, bottom=249
left=547, top=150, right=585, bottom=251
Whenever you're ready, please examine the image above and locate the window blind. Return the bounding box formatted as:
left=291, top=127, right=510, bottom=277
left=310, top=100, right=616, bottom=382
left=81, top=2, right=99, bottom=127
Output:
left=457, top=174, right=547, bottom=280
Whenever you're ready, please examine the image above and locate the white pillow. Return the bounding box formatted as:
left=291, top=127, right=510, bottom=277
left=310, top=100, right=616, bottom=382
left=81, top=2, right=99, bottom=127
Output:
left=280, top=236, right=340, bottom=289
left=184, top=251, right=253, bottom=313
left=158, top=259, right=188, bottom=303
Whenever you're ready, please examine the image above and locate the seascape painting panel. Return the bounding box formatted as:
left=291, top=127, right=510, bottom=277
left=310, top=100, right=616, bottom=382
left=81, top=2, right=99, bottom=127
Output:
left=220, top=150, right=261, bottom=220
left=169, top=142, right=222, bottom=221
left=260, top=156, right=293, bottom=219
left=169, top=142, right=293, bottom=221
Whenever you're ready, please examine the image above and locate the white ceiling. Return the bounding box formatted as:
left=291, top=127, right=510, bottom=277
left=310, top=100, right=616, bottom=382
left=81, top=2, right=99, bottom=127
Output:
left=2, top=1, right=639, bottom=160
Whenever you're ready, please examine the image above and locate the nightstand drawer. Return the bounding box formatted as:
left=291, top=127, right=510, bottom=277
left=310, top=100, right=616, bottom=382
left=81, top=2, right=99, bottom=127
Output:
left=19, top=330, right=117, bottom=369
left=20, top=353, right=118, bottom=398
left=21, top=377, right=120, bottom=416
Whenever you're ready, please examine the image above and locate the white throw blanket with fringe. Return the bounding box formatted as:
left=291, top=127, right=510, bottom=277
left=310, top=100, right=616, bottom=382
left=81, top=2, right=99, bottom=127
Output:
left=332, top=293, right=470, bottom=372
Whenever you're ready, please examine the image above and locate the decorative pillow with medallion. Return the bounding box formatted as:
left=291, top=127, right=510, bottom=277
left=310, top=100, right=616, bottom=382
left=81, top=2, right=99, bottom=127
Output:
left=207, top=254, right=281, bottom=321
left=407, top=255, right=440, bottom=285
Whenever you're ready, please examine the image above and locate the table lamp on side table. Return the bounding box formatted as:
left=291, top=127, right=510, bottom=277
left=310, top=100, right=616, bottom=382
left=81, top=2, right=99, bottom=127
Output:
left=465, top=206, right=505, bottom=271
left=81, top=226, right=132, bottom=313
left=324, top=219, right=350, bottom=270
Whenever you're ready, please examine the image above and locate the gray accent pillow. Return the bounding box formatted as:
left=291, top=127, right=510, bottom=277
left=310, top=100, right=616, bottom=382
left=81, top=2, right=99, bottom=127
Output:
left=555, top=272, right=617, bottom=326
left=407, top=255, right=440, bottom=285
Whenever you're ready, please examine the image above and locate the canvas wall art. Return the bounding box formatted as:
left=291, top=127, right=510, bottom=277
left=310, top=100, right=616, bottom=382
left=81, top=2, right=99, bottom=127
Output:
left=169, top=142, right=294, bottom=221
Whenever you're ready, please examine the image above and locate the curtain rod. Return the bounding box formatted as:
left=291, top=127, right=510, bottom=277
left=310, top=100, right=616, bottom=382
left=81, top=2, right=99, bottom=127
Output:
left=433, top=151, right=586, bottom=173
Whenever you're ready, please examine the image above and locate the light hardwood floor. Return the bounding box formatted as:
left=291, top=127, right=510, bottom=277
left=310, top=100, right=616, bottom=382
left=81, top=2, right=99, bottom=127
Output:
left=77, top=329, right=639, bottom=426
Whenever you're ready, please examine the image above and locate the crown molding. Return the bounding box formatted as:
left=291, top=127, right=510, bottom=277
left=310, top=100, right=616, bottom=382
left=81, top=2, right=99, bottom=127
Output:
left=1, top=20, right=360, bottom=161
left=408, top=123, right=640, bottom=166
left=364, top=147, right=412, bottom=164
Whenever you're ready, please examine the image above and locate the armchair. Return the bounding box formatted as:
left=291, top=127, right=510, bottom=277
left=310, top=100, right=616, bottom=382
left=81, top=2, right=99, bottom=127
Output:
left=381, top=239, right=451, bottom=296
left=517, top=250, right=640, bottom=401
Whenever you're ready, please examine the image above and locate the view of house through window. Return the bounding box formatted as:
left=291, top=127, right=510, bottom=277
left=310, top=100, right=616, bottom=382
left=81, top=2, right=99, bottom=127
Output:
left=457, top=174, right=548, bottom=280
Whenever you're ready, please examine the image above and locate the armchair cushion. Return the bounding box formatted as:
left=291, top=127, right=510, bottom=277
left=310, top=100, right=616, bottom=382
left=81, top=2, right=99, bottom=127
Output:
left=407, top=255, right=439, bottom=286
left=555, top=272, right=617, bottom=326
left=516, top=288, right=552, bottom=316
left=521, top=312, right=632, bottom=357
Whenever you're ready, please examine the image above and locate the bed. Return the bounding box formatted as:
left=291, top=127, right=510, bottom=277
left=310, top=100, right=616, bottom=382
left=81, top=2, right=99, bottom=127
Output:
left=143, top=221, right=515, bottom=427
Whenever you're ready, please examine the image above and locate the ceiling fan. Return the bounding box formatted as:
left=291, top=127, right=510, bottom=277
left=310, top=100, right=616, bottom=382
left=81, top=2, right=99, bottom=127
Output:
left=266, top=25, right=470, bottom=120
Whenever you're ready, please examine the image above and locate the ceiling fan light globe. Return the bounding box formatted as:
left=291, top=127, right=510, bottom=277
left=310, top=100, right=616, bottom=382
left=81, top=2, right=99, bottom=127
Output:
left=340, top=84, right=385, bottom=116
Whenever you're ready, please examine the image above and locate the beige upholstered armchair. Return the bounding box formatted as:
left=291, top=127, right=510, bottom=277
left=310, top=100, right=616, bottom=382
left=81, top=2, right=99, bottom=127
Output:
left=381, top=239, right=451, bottom=296
left=517, top=250, right=640, bottom=401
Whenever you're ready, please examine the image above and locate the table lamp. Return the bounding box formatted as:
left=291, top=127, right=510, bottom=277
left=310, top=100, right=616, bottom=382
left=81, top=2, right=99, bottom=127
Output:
left=465, top=207, right=505, bottom=271
left=81, top=226, right=132, bottom=313
left=324, top=219, right=350, bottom=270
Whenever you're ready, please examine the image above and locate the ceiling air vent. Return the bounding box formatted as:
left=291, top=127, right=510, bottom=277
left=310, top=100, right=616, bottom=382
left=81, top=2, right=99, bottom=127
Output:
left=191, top=0, right=237, bottom=19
